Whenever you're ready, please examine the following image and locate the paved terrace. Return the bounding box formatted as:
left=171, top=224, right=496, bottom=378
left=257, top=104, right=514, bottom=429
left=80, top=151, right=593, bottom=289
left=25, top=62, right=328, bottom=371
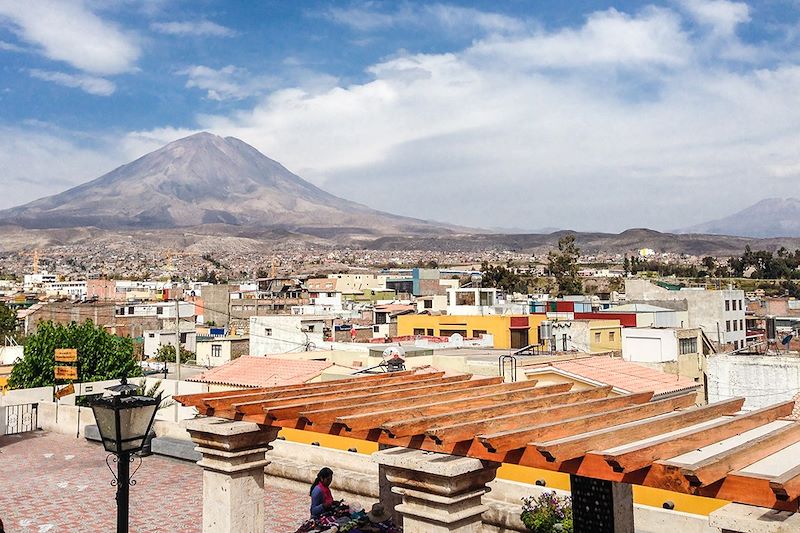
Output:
left=0, top=432, right=308, bottom=533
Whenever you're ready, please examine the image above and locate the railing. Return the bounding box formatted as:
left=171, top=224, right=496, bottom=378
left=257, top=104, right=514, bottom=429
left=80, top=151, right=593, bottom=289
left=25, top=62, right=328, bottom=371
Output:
left=4, top=403, right=39, bottom=435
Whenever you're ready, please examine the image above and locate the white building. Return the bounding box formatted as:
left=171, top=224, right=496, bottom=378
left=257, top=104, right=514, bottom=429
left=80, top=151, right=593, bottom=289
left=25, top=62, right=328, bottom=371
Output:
left=143, top=324, right=197, bottom=357
left=196, top=336, right=249, bottom=367
left=625, top=279, right=746, bottom=350
left=44, top=281, right=87, bottom=299
left=707, top=353, right=800, bottom=410
left=116, top=301, right=195, bottom=320
left=606, top=303, right=688, bottom=328
left=249, top=315, right=327, bottom=355
left=23, top=273, right=56, bottom=291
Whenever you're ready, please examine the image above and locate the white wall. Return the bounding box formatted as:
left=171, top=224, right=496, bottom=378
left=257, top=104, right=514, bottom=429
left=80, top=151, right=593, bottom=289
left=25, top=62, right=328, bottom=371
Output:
left=623, top=328, right=678, bottom=363
left=249, top=315, right=325, bottom=355
left=707, top=353, right=800, bottom=410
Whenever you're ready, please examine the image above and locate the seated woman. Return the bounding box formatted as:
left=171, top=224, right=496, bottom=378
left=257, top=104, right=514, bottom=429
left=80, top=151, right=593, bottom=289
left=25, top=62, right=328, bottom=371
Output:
left=310, top=467, right=335, bottom=518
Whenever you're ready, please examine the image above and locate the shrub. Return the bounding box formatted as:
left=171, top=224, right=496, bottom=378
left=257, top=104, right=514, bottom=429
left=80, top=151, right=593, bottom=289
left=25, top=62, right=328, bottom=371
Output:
left=521, top=491, right=573, bottom=533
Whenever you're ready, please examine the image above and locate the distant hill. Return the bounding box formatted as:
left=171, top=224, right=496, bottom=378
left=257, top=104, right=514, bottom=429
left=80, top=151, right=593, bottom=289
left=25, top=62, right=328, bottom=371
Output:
left=678, top=198, right=800, bottom=238
left=0, top=132, right=455, bottom=236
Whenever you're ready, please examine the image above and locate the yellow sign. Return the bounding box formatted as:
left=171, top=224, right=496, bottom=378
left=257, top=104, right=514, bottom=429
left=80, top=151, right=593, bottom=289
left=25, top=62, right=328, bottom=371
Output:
left=55, top=348, right=78, bottom=362
left=55, top=383, right=75, bottom=399
left=54, top=366, right=78, bottom=380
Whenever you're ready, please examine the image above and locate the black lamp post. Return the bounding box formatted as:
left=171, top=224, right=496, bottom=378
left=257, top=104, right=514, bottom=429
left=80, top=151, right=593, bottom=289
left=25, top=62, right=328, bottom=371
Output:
left=91, top=377, right=159, bottom=533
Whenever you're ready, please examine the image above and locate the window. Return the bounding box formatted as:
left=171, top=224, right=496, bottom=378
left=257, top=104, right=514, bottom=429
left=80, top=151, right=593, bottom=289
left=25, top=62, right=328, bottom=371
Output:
left=413, top=328, right=425, bottom=335
left=594, top=332, right=601, bottom=343
left=264, top=328, right=272, bottom=336
left=307, top=324, right=316, bottom=332
left=157, top=307, right=163, bottom=315
left=473, top=329, right=487, bottom=338
left=726, top=320, right=731, bottom=332
left=148, top=333, right=155, bottom=338
left=128, top=306, right=134, bottom=315
left=733, top=321, right=738, bottom=331
left=376, top=312, right=387, bottom=325
left=679, top=337, right=697, bottom=354
left=424, top=299, right=433, bottom=309
left=426, top=329, right=434, bottom=336
left=740, top=319, right=744, bottom=330
left=740, top=300, right=744, bottom=311
left=725, top=300, right=730, bottom=311
left=180, top=333, right=187, bottom=342
left=373, top=326, right=380, bottom=333
left=456, top=292, right=476, bottom=306
left=609, top=331, right=615, bottom=342
left=211, top=345, right=221, bottom=358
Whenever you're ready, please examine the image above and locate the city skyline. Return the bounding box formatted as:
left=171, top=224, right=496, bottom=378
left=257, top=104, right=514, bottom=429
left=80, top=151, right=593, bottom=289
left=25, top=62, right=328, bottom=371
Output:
left=1, top=0, right=800, bottom=232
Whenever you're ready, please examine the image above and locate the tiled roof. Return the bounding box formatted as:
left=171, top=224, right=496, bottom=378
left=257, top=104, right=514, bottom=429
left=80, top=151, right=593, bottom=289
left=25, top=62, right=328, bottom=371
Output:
left=538, top=355, right=700, bottom=396
left=188, top=356, right=333, bottom=388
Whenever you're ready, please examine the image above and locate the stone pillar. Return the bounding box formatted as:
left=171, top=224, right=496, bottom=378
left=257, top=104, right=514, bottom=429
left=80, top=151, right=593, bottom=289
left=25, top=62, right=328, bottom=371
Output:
left=373, top=447, right=499, bottom=533
left=186, top=416, right=279, bottom=533
left=709, top=502, right=800, bottom=532
left=570, top=474, right=634, bottom=533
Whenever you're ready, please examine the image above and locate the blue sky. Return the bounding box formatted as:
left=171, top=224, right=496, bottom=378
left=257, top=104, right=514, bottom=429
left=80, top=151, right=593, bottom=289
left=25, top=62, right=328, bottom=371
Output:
left=1, top=0, right=800, bottom=232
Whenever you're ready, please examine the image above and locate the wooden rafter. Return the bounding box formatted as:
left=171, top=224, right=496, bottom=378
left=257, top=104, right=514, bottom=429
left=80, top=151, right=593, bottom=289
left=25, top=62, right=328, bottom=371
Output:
left=535, top=396, right=744, bottom=464
left=377, top=385, right=611, bottom=438
left=679, top=421, right=800, bottom=487
left=481, top=393, right=696, bottom=453
left=602, top=400, right=788, bottom=473
left=426, top=391, right=654, bottom=445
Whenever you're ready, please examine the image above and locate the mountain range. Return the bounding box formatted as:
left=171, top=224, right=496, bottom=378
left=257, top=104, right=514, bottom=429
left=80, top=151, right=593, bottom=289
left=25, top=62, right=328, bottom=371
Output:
left=0, top=132, right=451, bottom=236
left=677, top=198, right=800, bottom=238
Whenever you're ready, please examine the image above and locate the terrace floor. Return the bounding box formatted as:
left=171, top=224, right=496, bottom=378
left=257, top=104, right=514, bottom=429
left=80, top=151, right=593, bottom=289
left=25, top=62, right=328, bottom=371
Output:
left=0, top=431, right=308, bottom=532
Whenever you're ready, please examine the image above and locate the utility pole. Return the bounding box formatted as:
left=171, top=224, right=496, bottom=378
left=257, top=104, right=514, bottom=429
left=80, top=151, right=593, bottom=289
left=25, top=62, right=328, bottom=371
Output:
left=173, top=298, right=181, bottom=381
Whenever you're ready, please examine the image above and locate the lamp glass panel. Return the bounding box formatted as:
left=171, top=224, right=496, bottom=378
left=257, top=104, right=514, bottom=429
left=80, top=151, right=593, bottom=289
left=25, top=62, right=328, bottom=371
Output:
left=91, top=402, right=120, bottom=453
left=118, top=400, right=158, bottom=452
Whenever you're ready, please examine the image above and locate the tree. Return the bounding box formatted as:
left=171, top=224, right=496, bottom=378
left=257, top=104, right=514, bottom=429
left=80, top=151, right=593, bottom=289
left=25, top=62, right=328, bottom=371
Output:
left=548, top=235, right=583, bottom=296
left=8, top=320, right=141, bottom=389
left=0, top=301, right=17, bottom=341
left=154, top=344, right=194, bottom=363
left=480, top=262, right=526, bottom=293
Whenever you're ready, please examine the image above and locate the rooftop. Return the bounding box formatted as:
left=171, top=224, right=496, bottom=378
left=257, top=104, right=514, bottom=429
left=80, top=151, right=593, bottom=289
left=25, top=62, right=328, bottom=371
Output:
left=187, top=356, right=334, bottom=388
left=527, top=355, right=700, bottom=396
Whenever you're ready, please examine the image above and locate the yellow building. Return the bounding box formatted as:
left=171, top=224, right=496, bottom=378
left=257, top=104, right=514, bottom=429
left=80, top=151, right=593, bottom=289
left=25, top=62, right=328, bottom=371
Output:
left=551, top=319, right=622, bottom=353
left=397, top=314, right=547, bottom=349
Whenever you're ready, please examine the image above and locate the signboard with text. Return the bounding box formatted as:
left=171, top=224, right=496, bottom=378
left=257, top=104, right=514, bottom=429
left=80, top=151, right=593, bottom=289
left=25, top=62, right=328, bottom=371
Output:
left=54, top=349, right=78, bottom=363
left=55, top=383, right=75, bottom=399
left=54, top=366, right=78, bottom=381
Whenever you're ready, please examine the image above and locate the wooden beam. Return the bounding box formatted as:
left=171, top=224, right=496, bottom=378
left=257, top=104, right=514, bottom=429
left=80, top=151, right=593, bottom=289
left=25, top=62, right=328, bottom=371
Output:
left=680, top=421, right=800, bottom=487
left=481, top=393, right=696, bottom=453
left=201, top=371, right=449, bottom=412
left=174, top=369, right=416, bottom=406
left=426, top=391, right=653, bottom=444
left=236, top=374, right=470, bottom=416
left=322, top=382, right=573, bottom=431
left=770, top=464, right=800, bottom=501
left=603, top=400, right=787, bottom=473
left=264, top=377, right=523, bottom=420
left=537, top=397, right=744, bottom=464
left=374, top=385, right=611, bottom=437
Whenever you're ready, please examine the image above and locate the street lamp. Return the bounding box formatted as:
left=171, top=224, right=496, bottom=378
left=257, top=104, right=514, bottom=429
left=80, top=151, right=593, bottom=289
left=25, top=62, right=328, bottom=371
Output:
left=91, top=377, right=159, bottom=533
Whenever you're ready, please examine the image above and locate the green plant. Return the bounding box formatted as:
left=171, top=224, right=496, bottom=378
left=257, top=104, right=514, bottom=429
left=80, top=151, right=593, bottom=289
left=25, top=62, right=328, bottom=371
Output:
left=521, top=492, right=573, bottom=533
left=136, top=379, right=175, bottom=410
left=154, top=343, right=194, bottom=363
left=8, top=320, right=141, bottom=389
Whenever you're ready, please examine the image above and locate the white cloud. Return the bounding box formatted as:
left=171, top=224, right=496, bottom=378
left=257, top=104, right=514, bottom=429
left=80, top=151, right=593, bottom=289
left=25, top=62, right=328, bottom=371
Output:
left=679, top=0, right=750, bottom=36
left=0, top=40, right=24, bottom=52
left=151, top=20, right=235, bottom=37
left=0, top=0, right=139, bottom=75
left=28, top=69, right=115, bottom=96
left=178, top=65, right=276, bottom=101
left=468, top=7, right=691, bottom=69
left=324, top=3, right=524, bottom=34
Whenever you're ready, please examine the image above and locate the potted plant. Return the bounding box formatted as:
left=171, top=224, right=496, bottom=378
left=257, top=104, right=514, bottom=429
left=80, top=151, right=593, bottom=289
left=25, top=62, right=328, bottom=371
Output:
left=520, top=491, right=573, bottom=533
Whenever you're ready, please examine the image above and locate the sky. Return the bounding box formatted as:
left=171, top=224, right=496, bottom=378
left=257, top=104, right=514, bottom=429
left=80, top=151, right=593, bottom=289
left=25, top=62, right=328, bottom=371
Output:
left=1, top=0, right=800, bottom=233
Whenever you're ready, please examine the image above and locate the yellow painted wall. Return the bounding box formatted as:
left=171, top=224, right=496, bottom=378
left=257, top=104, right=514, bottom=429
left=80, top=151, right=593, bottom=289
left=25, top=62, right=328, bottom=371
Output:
left=397, top=314, right=546, bottom=350
left=588, top=320, right=622, bottom=352
left=277, top=430, right=727, bottom=516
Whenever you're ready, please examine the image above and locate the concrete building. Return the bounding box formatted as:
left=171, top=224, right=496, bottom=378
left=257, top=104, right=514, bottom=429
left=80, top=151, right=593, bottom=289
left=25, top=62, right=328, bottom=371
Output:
left=625, top=279, right=746, bottom=350
left=707, top=352, right=800, bottom=410
left=19, top=301, right=116, bottom=335
left=550, top=319, right=622, bottom=353
left=622, top=327, right=711, bottom=390
left=605, top=303, right=688, bottom=328
left=249, top=315, right=327, bottom=355
left=397, top=313, right=547, bottom=349
left=86, top=279, right=116, bottom=300
left=44, top=280, right=87, bottom=299
left=143, top=324, right=197, bottom=358
left=195, top=335, right=249, bottom=367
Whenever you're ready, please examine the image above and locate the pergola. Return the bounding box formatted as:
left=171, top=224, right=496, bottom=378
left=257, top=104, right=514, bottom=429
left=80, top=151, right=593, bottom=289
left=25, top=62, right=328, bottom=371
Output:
left=176, top=370, right=800, bottom=532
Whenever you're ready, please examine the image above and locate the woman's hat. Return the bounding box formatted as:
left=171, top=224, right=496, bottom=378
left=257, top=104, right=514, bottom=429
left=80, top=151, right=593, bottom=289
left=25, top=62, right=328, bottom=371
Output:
left=367, top=502, right=391, bottom=523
